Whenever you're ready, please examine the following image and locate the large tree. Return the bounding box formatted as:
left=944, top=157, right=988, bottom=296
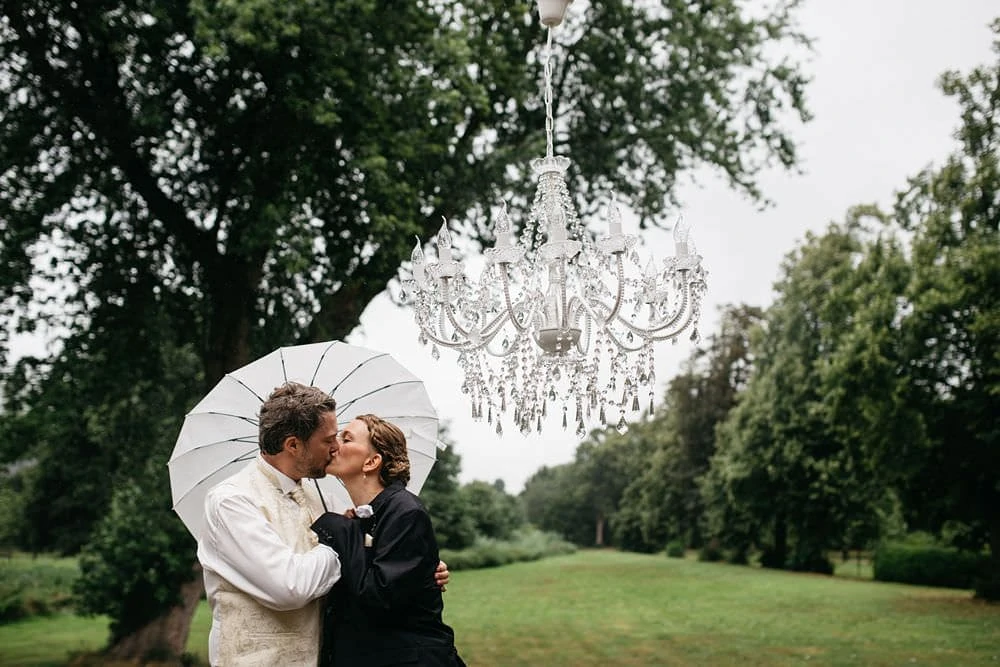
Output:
left=0, top=0, right=811, bottom=658
left=704, top=217, right=921, bottom=572
left=893, top=21, right=1000, bottom=598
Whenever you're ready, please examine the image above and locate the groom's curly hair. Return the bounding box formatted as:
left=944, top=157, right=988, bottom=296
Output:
left=259, top=382, right=337, bottom=455
left=356, top=414, right=411, bottom=487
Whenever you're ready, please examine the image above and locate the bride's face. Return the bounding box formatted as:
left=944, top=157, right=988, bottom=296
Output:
left=325, top=418, right=376, bottom=479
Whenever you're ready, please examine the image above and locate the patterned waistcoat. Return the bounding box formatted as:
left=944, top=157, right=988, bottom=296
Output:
left=212, top=460, right=326, bottom=667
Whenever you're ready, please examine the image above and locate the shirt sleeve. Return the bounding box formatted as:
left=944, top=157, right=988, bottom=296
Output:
left=198, top=486, right=342, bottom=611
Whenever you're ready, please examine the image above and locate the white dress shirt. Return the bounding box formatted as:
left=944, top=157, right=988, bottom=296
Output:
left=198, top=457, right=341, bottom=665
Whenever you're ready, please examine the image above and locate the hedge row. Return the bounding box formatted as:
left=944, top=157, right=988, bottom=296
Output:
left=439, top=528, right=577, bottom=571
left=873, top=542, right=987, bottom=589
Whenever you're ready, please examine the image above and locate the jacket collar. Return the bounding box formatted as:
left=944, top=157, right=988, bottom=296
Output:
left=369, top=480, right=406, bottom=516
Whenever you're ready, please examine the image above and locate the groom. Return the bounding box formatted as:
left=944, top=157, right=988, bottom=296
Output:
left=198, top=382, right=343, bottom=666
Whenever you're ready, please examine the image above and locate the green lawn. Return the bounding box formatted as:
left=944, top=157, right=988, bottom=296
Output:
left=1, top=550, right=997, bottom=666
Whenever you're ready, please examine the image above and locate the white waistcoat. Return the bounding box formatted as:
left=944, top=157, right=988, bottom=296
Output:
left=211, top=461, right=326, bottom=667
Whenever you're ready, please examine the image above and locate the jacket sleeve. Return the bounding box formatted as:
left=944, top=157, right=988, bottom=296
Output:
left=312, top=502, right=437, bottom=613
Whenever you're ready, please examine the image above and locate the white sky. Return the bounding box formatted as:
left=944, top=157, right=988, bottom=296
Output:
left=7, top=1, right=997, bottom=493
left=348, top=1, right=1000, bottom=492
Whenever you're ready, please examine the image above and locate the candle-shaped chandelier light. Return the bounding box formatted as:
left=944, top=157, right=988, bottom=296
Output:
left=402, top=0, right=708, bottom=436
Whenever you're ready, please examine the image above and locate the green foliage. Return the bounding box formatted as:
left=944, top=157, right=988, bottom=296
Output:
left=697, top=541, right=724, bottom=563
left=0, top=554, right=79, bottom=624
left=458, top=480, right=524, bottom=541
left=665, top=540, right=685, bottom=558
left=421, top=439, right=478, bottom=550
left=521, top=464, right=594, bottom=545
left=73, top=454, right=199, bottom=642
left=0, top=475, right=26, bottom=549
left=438, top=528, right=576, bottom=571
left=615, top=305, right=763, bottom=553
left=702, top=217, right=923, bottom=572
left=891, top=19, right=1000, bottom=600
left=873, top=542, right=987, bottom=590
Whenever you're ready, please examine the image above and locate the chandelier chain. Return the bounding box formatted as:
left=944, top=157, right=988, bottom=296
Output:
left=544, top=27, right=555, bottom=159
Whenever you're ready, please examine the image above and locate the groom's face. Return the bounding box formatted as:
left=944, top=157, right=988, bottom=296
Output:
left=295, top=410, right=340, bottom=479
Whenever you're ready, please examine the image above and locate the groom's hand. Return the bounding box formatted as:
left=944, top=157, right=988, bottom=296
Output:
left=435, top=560, right=450, bottom=591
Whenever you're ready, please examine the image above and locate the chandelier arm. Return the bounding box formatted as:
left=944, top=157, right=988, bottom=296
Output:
left=438, top=279, right=480, bottom=343
left=608, top=284, right=698, bottom=340
left=573, top=296, right=650, bottom=353
left=500, top=268, right=530, bottom=333
left=420, top=316, right=472, bottom=350
left=570, top=300, right=589, bottom=354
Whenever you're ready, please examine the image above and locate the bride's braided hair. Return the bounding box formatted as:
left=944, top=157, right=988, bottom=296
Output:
left=356, top=414, right=411, bottom=487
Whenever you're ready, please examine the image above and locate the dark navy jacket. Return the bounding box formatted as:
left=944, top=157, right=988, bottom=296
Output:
left=312, top=482, right=463, bottom=667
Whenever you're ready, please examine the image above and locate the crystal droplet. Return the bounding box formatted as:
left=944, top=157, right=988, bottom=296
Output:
left=576, top=419, right=586, bottom=438
left=521, top=421, right=532, bottom=437
left=648, top=369, right=656, bottom=384
left=418, top=332, right=428, bottom=345
left=626, top=331, right=634, bottom=343
left=562, top=406, right=568, bottom=430
left=431, top=345, right=440, bottom=360
left=542, top=400, right=547, bottom=418
left=599, top=405, right=606, bottom=423
left=537, top=415, right=543, bottom=432
left=632, top=394, right=640, bottom=412
left=496, top=420, right=503, bottom=436
left=487, top=406, right=492, bottom=424
left=649, top=396, right=655, bottom=413
left=616, top=415, right=629, bottom=435
left=552, top=366, right=561, bottom=382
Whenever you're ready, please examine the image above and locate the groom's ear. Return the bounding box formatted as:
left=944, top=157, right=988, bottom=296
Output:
left=282, top=435, right=300, bottom=453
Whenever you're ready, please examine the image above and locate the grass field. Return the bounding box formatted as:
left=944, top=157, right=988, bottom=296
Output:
left=1, top=550, right=997, bottom=666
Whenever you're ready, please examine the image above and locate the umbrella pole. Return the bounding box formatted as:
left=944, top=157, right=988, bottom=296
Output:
left=311, top=478, right=329, bottom=513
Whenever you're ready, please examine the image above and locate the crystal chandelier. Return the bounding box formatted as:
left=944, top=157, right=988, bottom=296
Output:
left=402, top=0, right=707, bottom=437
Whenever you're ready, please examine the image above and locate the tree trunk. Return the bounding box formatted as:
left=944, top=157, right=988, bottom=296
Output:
left=595, top=512, right=605, bottom=546
left=106, top=564, right=204, bottom=662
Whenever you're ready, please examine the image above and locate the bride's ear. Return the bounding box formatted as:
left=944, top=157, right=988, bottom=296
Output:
left=363, top=452, right=382, bottom=475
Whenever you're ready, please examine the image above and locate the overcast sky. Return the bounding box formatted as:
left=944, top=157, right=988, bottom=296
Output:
left=347, top=1, right=1000, bottom=492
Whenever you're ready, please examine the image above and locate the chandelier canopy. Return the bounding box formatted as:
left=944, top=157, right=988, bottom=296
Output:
left=402, top=0, right=708, bottom=437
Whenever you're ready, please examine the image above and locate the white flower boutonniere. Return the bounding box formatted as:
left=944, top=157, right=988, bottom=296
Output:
left=355, top=504, right=374, bottom=518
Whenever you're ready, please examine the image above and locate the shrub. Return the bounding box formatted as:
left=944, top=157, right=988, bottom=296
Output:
left=440, top=528, right=576, bottom=571
left=698, top=540, right=723, bottom=562
left=0, top=553, right=79, bottom=623
left=787, top=553, right=834, bottom=575
left=665, top=540, right=685, bottom=558
left=873, top=542, right=987, bottom=589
